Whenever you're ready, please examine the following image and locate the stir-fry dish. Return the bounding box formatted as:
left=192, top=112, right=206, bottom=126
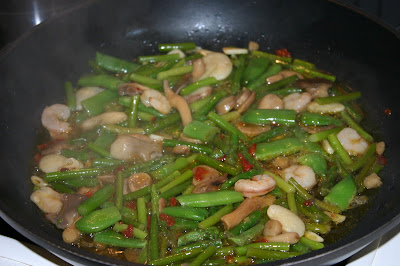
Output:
left=30, top=41, right=386, bottom=264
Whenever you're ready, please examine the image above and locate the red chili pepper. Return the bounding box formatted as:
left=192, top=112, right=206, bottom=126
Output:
left=84, top=190, right=94, bottom=198
left=60, top=168, right=69, bottom=172
left=122, top=224, right=134, bottom=238
left=248, top=143, right=257, bottom=157
left=254, top=236, right=268, bottom=243
left=113, top=164, right=125, bottom=174
left=34, top=152, right=42, bottom=164
left=159, top=213, right=175, bottom=227
left=384, top=108, right=392, bottom=116
left=225, top=255, right=234, bottom=264
left=194, top=166, right=209, bottom=181
left=377, top=154, right=387, bottom=166
left=147, top=215, right=151, bottom=231
left=304, top=200, right=312, bottom=206
left=275, top=48, right=292, bottom=57
left=169, top=197, right=178, bottom=206
left=37, top=139, right=60, bottom=150
left=216, top=155, right=226, bottom=162
left=238, top=152, right=253, bottom=172
left=125, top=201, right=137, bottom=210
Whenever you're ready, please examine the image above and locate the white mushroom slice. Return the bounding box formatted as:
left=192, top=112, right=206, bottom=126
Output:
left=222, top=47, right=248, bottom=55
left=81, top=112, right=128, bottom=131
left=248, top=41, right=259, bottom=52
left=200, top=52, right=233, bottom=81
left=304, top=231, right=324, bottom=243
left=264, top=232, right=300, bottom=244
left=376, top=141, right=385, bottom=155
left=31, top=176, right=48, bottom=187
left=39, top=154, right=83, bottom=173
left=267, top=204, right=305, bottom=237
left=75, top=86, right=104, bottom=110
left=307, top=102, right=345, bottom=114
left=322, top=139, right=335, bottom=154
left=323, top=211, right=346, bottom=224
left=216, top=96, right=236, bottom=115
left=168, top=49, right=186, bottom=58
left=263, top=219, right=283, bottom=237
left=258, top=94, right=284, bottom=109
left=140, top=89, right=172, bottom=115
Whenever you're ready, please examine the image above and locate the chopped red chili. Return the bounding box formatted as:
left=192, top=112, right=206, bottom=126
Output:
left=124, top=201, right=136, bottom=210
left=195, top=166, right=209, bottom=181
left=378, top=154, right=387, bottom=166
left=248, top=143, right=257, bottom=157
left=169, top=197, right=178, bottom=206
left=113, top=164, right=125, bottom=174
left=60, top=168, right=69, bottom=172
left=159, top=213, right=175, bottom=227
left=216, top=155, right=227, bottom=162
left=84, top=190, right=94, bottom=198
left=384, top=108, right=392, bottom=116
left=275, top=48, right=292, bottom=57
left=254, top=236, right=268, bottom=243
left=238, top=152, right=253, bottom=172
left=304, top=200, right=312, bottom=206
left=122, top=224, right=134, bottom=238
left=34, top=152, right=42, bottom=164
left=147, top=215, right=151, bottom=231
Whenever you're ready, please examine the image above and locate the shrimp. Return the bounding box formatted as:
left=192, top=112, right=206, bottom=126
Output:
left=39, top=154, right=83, bottom=173
left=258, top=94, right=284, bottom=109
left=234, top=174, right=276, bottom=198
left=266, top=70, right=303, bottom=84
left=282, top=165, right=316, bottom=190
left=75, top=86, right=104, bottom=110
left=283, top=92, right=312, bottom=112
left=30, top=187, right=63, bottom=214
left=41, top=104, right=71, bottom=139
left=80, top=111, right=128, bottom=131
left=199, top=52, right=233, bottom=81
left=140, top=89, right=172, bottom=115
left=337, top=127, right=369, bottom=155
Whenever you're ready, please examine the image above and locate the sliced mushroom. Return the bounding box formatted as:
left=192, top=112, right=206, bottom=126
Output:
left=295, top=78, right=332, bottom=99
left=236, top=123, right=270, bottom=138
left=119, top=82, right=150, bottom=96
left=184, top=86, right=212, bottom=104
left=263, top=219, right=283, bottom=237
left=192, top=175, right=228, bottom=194
left=163, top=80, right=192, bottom=126
left=215, top=96, right=236, bottom=115
left=264, top=232, right=300, bottom=244
left=124, top=173, right=153, bottom=194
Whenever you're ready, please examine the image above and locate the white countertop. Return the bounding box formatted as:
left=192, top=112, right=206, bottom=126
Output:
left=1, top=223, right=400, bottom=266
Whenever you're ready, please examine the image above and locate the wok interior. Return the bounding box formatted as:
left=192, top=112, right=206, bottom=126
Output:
left=0, top=0, right=399, bottom=265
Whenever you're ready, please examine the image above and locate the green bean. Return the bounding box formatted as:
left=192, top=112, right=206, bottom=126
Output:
left=88, top=59, right=106, bottom=74
left=252, top=50, right=293, bottom=64
left=293, top=58, right=315, bottom=69
left=95, top=52, right=140, bottom=73
left=87, top=142, right=112, bottom=158
left=60, top=149, right=91, bottom=162
left=129, top=73, right=162, bottom=90
left=101, top=124, right=144, bottom=134
left=198, top=205, right=234, bottom=229
left=170, top=218, right=199, bottom=230
left=120, top=97, right=166, bottom=118
left=246, top=248, right=301, bottom=260
left=306, top=223, right=332, bottom=234
left=114, top=172, right=124, bottom=210
left=127, top=95, right=140, bottom=128
left=315, top=91, right=361, bottom=105
left=138, top=53, right=180, bottom=63
left=177, top=190, right=244, bottom=207
left=247, top=64, right=282, bottom=91
left=299, top=153, right=328, bottom=175
left=149, top=247, right=203, bottom=265
left=163, top=138, right=213, bottom=154
left=296, top=199, right=331, bottom=223
left=228, top=218, right=266, bottom=246
left=327, top=133, right=353, bottom=165
left=143, top=112, right=181, bottom=134
left=174, top=239, right=221, bottom=253
left=254, top=75, right=299, bottom=96
left=150, top=214, right=159, bottom=260
left=269, top=86, right=303, bottom=96
left=299, top=237, right=325, bottom=250
left=136, top=197, right=147, bottom=227
left=161, top=206, right=208, bottom=221
left=190, top=245, right=217, bottom=266
left=343, top=102, right=363, bottom=122
left=229, top=210, right=263, bottom=236
left=183, top=120, right=220, bottom=143
left=150, top=157, right=188, bottom=180
left=196, top=153, right=241, bottom=176
left=207, top=111, right=248, bottom=140
left=44, top=168, right=102, bottom=182
left=356, top=154, right=377, bottom=188
left=348, top=142, right=376, bottom=172
left=91, top=158, right=123, bottom=168
left=291, top=242, right=311, bottom=254
left=300, top=112, right=343, bottom=126
left=324, top=175, right=357, bottom=211
left=231, top=55, right=246, bottom=93
left=308, top=127, right=342, bottom=142
left=81, top=89, right=119, bottom=116
left=177, top=227, right=221, bottom=246
left=287, top=192, right=297, bottom=214
left=159, top=170, right=193, bottom=193
left=94, top=229, right=147, bottom=248
left=180, top=77, right=218, bottom=96
left=220, top=169, right=261, bottom=190
left=160, top=180, right=192, bottom=199
left=288, top=65, right=336, bottom=82
left=76, top=206, right=121, bottom=233
left=64, top=81, right=76, bottom=111
left=77, top=184, right=115, bottom=216
left=195, top=90, right=228, bottom=115
left=248, top=126, right=287, bottom=144
left=50, top=182, right=75, bottom=193
left=341, top=111, right=373, bottom=142
left=241, top=56, right=270, bottom=85
left=62, top=176, right=98, bottom=188
left=151, top=184, right=159, bottom=219
left=242, top=109, right=297, bottom=126
left=235, top=242, right=291, bottom=256
left=255, top=137, right=303, bottom=161
left=157, top=65, right=193, bottom=80
left=288, top=178, right=313, bottom=200
left=78, top=74, right=124, bottom=91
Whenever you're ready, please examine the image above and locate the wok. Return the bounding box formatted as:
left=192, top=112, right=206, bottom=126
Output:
left=0, top=0, right=399, bottom=265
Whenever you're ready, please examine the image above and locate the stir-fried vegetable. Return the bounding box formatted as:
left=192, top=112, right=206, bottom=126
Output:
left=30, top=41, right=386, bottom=265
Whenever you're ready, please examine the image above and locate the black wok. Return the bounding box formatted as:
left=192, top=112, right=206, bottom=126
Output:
left=0, top=0, right=399, bottom=265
